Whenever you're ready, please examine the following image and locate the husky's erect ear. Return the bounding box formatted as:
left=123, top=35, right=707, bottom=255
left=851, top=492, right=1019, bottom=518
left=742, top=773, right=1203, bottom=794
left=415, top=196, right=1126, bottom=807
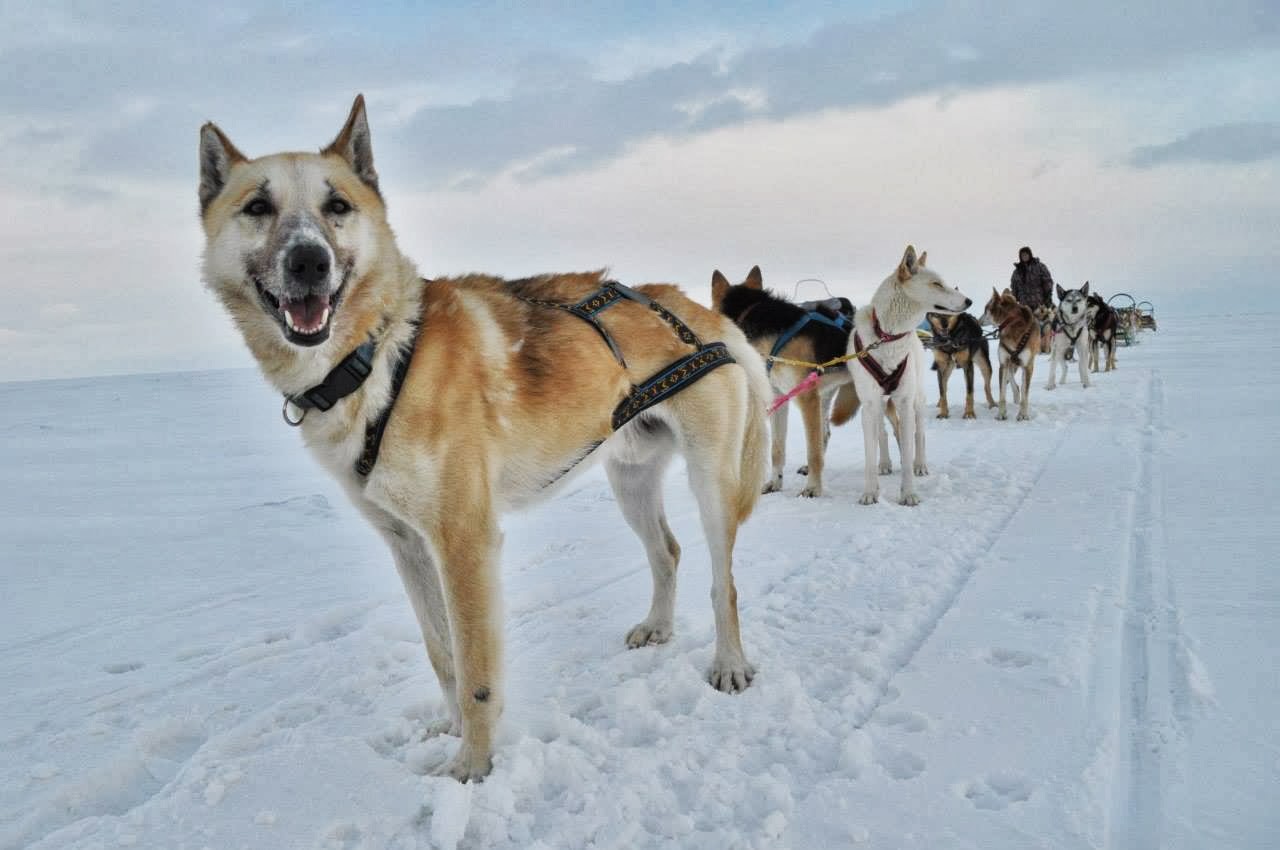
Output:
left=711, top=270, right=731, bottom=307
left=1080, top=281, right=1090, bottom=297
left=324, top=94, right=379, bottom=193
left=896, top=245, right=918, bottom=282
left=1056, top=283, right=1067, bottom=301
left=744, top=265, right=763, bottom=290
left=198, top=122, right=246, bottom=213
left=917, top=250, right=927, bottom=268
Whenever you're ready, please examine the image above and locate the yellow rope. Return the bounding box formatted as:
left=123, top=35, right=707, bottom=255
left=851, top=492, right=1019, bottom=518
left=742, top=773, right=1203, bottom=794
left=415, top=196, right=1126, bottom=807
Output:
left=765, top=351, right=866, bottom=372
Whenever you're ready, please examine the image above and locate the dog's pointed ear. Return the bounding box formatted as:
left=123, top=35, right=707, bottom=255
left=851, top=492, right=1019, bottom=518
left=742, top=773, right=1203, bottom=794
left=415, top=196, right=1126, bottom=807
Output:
left=897, top=245, right=917, bottom=281
left=324, top=94, right=379, bottom=192
left=1080, top=281, right=1090, bottom=296
left=1056, top=283, right=1067, bottom=301
left=199, top=122, right=246, bottom=213
left=927, top=313, right=941, bottom=333
left=710, top=269, right=732, bottom=307
left=917, top=250, right=927, bottom=268
left=744, top=265, right=763, bottom=290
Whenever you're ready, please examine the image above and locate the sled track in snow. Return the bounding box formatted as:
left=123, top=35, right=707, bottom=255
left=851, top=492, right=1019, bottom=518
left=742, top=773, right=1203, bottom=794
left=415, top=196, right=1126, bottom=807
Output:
left=1109, top=370, right=1166, bottom=850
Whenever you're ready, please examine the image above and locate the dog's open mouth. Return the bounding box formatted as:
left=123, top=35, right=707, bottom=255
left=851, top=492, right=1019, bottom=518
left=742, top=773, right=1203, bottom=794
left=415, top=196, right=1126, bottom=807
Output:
left=255, top=279, right=346, bottom=347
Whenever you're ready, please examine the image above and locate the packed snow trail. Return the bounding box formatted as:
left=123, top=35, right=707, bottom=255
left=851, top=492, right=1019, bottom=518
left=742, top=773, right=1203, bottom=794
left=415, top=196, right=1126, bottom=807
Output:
left=1, top=316, right=1276, bottom=848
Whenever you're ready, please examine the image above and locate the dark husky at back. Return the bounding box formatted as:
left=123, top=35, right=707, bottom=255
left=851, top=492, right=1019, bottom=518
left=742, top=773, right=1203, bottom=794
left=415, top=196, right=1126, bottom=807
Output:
left=720, top=286, right=853, bottom=366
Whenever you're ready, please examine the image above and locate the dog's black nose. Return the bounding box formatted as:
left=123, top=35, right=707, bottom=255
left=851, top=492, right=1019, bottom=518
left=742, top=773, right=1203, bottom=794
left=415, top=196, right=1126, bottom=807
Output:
left=963, top=297, right=973, bottom=309
left=285, top=242, right=331, bottom=289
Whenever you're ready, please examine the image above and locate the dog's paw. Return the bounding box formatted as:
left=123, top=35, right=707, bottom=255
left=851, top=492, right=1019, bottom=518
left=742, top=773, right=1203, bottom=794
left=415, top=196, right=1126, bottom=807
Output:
left=708, top=657, right=755, bottom=693
left=1016, top=411, right=1030, bottom=421
left=936, top=411, right=950, bottom=420
left=796, top=464, right=809, bottom=475
left=1044, top=383, right=1055, bottom=391
left=899, top=492, right=921, bottom=507
left=425, top=716, right=461, bottom=738
left=878, top=462, right=893, bottom=475
left=798, top=484, right=822, bottom=498
left=914, top=462, right=929, bottom=476
left=963, top=410, right=977, bottom=420
left=761, top=478, right=782, bottom=495
left=996, top=413, right=1008, bottom=421
left=625, top=619, right=673, bottom=648
left=436, top=747, right=492, bottom=783
left=859, top=492, right=879, bottom=505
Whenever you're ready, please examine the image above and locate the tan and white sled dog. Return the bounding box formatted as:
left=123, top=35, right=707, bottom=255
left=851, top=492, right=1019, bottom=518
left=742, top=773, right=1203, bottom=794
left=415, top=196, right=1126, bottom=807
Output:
left=833, top=246, right=971, bottom=506
left=980, top=289, right=1041, bottom=421
left=198, top=96, right=770, bottom=782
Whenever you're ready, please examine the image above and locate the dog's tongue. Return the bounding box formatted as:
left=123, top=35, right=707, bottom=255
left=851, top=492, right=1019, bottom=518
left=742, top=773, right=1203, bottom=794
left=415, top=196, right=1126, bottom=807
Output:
left=282, top=294, right=330, bottom=334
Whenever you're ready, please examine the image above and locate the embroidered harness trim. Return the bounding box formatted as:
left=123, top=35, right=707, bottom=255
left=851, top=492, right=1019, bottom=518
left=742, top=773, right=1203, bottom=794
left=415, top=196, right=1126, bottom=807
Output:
left=513, top=281, right=736, bottom=433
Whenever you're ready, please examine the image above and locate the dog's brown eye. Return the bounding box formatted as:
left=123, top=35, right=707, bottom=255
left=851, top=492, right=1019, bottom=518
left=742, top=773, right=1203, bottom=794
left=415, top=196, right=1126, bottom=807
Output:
left=325, top=198, right=352, bottom=215
left=243, top=198, right=273, bottom=217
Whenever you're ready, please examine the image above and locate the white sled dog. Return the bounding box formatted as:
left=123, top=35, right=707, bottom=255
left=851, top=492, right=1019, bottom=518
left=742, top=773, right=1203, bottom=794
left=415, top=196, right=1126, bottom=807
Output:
left=832, top=246, right=971, bottom=506
left=1046, top=282, right=1092, bottom=391
left=197, top=96, right=770, bottom=782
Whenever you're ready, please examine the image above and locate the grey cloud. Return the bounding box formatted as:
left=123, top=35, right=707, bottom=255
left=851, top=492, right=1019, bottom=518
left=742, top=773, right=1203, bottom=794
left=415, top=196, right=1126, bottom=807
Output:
left=389, top=0, right=1279, bottom=186
left=1128, top=122, right=1280, bottom=167
left=3, top=0, right=1278, bottom=192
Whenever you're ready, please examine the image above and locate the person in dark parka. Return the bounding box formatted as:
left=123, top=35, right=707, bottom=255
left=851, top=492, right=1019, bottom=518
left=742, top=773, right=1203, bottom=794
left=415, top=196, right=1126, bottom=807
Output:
left=1010, top=246, right=1054, bottom=310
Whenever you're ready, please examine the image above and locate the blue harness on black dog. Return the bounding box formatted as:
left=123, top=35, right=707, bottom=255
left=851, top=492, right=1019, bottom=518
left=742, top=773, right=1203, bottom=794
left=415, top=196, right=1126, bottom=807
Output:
left=767, top=307, right=853, bottom=373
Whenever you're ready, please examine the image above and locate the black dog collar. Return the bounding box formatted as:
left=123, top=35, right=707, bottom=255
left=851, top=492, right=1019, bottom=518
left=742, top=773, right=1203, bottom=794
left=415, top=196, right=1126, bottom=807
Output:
left=282, top=338, right=376, bottom=423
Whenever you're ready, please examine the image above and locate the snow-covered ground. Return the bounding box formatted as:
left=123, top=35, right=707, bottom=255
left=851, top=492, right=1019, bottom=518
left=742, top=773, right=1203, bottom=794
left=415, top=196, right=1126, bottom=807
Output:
left=2, top=316, right=1276, bottom=849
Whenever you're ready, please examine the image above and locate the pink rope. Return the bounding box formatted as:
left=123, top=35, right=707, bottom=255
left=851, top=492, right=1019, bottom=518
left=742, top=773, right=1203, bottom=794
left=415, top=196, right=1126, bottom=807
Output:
left=767, top=370, right=821, bottom=415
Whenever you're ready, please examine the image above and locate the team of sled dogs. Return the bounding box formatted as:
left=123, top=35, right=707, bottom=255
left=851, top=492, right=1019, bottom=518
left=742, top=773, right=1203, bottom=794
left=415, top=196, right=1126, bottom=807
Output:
left=198, top=97, right=1124, bottom=781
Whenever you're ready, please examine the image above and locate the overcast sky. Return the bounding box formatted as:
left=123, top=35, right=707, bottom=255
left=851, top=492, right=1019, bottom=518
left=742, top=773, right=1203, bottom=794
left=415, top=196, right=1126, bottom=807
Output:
left=2, top=0, right=1277, bottom=379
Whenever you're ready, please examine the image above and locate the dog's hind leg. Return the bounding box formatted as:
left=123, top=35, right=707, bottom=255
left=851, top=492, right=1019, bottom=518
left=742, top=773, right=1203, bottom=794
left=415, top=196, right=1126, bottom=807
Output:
left=681, top=432, right=754, bottom=692
left=935, top=352, right=953, bottom=419
left=796, top=387, right=827, bottom=498
left=958, top=352, right=976, bottom=419
left=997, top=359, right=1010, bottom=420
left=607, top=442, right=680, bottom=648
left=978, top=346, right=996, bottom=410
left=764, top=402, right=787, bottom=494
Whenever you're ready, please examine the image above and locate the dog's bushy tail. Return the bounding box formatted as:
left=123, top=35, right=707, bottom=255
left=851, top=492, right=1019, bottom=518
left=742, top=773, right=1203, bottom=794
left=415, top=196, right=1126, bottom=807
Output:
left=829, top=382, right=860, bottom=427
left=724, top=335, right=771, bottom=524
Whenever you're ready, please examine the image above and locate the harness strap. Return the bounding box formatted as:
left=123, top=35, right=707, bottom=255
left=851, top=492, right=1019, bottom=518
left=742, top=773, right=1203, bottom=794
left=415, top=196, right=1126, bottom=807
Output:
left=767, top=309, right=852, bottom=373
left=999, top=323, right=1033, bottom=359
left=612, top=343, right=735, bottom=429
left=853, top=331, right=908, bottom=395
left=355, top=321, right=422, bottom=477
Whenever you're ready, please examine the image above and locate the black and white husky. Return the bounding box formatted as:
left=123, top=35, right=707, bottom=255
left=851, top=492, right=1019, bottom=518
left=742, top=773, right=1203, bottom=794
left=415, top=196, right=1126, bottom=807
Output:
left=1046, top=282, right=1092, bottom=391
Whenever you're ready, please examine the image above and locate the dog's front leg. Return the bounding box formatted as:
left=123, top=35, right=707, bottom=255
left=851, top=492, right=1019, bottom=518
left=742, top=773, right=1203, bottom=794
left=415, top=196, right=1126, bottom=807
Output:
left=859, top=392, right=884, bottom=504
left=1046, top=348, right=1059, bottom=390
left=375, top=517, right=460, bottom=736
left=935, top=357, right=952, bottom=419
left=961, top=359, right=976, bottom=419
left=796, top=388, right=825, bottom=498
left=1077, top=338, right=1091, bottom=387
left=1018, top=356, right=1034, bottom=421
left=912, top=396, right=928, bottom=477
left=764, top=401, right=787, bottom=494
left=422, top=500, right=503, bottom=782
left=897, top=393, right=919, bottom=506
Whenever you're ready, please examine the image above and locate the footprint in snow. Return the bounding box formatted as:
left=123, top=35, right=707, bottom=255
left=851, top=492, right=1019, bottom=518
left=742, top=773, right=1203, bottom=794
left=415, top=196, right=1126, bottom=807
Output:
left=876, top=744, right=926, bottom=780
left=960, top=773, right=1033, bottom=810
left=873, top=710, right=929, bottom=733
left=102, top=661, right=144, bottom=674
left=984, top=648, right=1042, bottom=669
